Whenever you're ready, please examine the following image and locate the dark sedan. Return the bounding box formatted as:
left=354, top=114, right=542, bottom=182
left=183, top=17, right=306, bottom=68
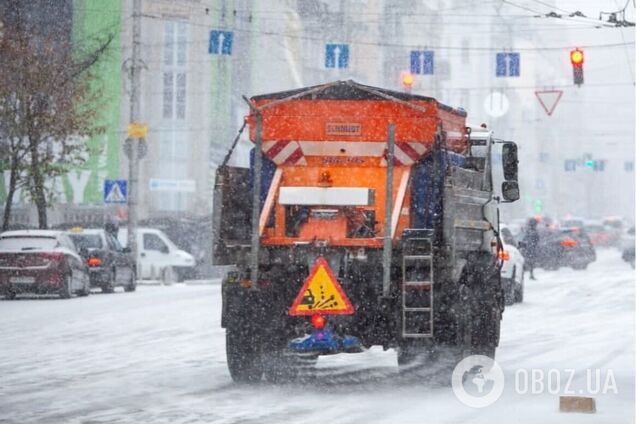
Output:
left=0, top=230, right=90, bottom=299
left=534, top=228, right=596, bottom=270
left=67, top=228, right=136, bottom=293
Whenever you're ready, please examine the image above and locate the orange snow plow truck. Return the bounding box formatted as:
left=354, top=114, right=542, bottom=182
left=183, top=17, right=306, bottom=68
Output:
left=213, top=80, right=520, bottom=382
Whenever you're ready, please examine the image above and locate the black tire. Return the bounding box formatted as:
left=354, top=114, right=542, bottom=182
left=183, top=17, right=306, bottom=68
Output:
left=226, top=328, right=263, bottom=383
left=514, top=274, right=524, bottom=303
left=503, top=273, right=515, bottom=306
left=466, top=258, right=502, bottom=359
left=124, top=271, right=136, bottom=292
left=77, top=278, right=91, bottom=297
left=59, top=274, right=72, bottom=299
left=102, top=270, right=115, bottom=293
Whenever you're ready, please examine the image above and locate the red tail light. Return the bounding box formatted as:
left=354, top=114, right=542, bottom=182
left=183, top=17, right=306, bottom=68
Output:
left=311, top=314, right=326, bottom=330
left=498, top=250, right=510, bottom=261
left=87, top=257, right=102, bottom=267
left=560, top=239, right=577, bottom=247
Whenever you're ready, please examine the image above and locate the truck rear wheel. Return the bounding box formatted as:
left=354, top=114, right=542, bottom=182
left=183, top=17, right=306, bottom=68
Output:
left=226, top=328, right=263, bottom=383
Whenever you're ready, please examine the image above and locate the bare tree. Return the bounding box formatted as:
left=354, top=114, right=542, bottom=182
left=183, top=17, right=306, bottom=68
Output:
left=0, top=6, right=113, bottom=229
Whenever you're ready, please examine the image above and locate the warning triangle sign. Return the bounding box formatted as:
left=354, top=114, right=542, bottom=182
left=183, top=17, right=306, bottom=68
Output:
left=289, top=257, right=354, bottom=316
left=535, top=90, right=563, bottom=116
left=105, top=183, right=126, bottom=203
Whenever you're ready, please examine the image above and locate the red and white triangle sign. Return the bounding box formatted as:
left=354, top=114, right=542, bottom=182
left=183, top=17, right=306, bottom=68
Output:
left=535, top=90, right=563, bottom=116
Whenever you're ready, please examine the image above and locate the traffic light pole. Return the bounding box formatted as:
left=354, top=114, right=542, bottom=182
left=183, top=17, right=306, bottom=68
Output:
left=127, top=0, right=142, bottom=266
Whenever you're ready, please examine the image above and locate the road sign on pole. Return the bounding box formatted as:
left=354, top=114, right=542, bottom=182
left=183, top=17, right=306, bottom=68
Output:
left=495, top=53, right=520, bottom=77
left=325, top=44, right=349, bottom=68
left=410, top=50, right=434, bottom=75
left=209, top=30, right=233, bottom=55
left=104, top=180, right=128, bottom=204
left=535, top=90, right=563, bottom=116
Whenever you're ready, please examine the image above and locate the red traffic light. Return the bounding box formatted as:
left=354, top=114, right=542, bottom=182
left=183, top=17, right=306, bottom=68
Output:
left=570, top=49, right=584, bottom=65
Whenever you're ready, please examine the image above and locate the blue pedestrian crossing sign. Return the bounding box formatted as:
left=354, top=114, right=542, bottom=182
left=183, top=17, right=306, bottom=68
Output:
left=496, top=53, right=520, bottom=77
left=209, top=30, right=233, bottom=55
left=325, top=44, right=349, bottom=68
left=410, top=50, right=434, bottom=75
left=104, top=180, right=127, bottom=204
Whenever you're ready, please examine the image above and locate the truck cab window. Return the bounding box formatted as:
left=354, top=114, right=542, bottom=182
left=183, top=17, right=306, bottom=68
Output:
left=144, top=234, right=169, bottom=252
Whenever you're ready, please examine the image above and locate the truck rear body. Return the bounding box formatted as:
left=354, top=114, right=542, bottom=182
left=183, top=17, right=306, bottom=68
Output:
left=214, top=80, right=520, bottom=382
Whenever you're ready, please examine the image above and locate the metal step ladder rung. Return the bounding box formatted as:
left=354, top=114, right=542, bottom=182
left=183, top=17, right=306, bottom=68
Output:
left=401, top=235, right=434, bottom=338
left=404, top=281, right=432, bottom=287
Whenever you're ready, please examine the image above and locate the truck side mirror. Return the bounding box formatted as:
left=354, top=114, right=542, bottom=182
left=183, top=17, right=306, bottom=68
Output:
left=502, top=142, right=519, bottom=181
left=502, top=181, right=520, bottom=202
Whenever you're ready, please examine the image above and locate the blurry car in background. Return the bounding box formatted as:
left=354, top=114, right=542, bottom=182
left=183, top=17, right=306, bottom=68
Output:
left=603, top=216, right=625, bottom=247
left=67, top=228, right=136, bottom=293
left=0, top=230, right=90, bottom=299
left=584, top=221, right=612, bottom=247
left=117, top=228, right=195, bottom=282
left=500, top=225, right=525, bottom=305
left=535, top=228, right=596, bottom=270
left=619, top=226, right=635, bottom=268
left=559, top=217, right=585, bottom=230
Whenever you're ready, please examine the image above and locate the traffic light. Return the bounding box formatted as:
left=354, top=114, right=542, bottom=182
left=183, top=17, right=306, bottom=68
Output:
left=400, top=71, right=414, bottom=91
left=570, top=48, right=584, bottom=86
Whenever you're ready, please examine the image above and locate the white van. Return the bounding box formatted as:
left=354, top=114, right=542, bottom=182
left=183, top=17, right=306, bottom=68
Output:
left=117, top=227, right=195, bottom=282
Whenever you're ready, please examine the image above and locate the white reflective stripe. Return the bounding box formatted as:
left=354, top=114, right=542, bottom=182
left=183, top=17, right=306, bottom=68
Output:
left=408, top=142, right=427, bottom=155
left=394, top=145, right=414, bottom=165
left=274, top=142, right=299, bottom=163
left=279, top=187, right=373, bottom=206
left=299, top=141, right=387, bottom=157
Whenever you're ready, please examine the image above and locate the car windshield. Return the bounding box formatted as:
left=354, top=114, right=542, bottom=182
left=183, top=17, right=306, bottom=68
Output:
left=68, top=234, right=103, bottom=249
left=0, top=236, right=57, bottom=250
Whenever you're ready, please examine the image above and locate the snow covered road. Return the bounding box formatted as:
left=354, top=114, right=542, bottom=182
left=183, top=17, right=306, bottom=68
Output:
left=1, top=250, right=633, bottom=424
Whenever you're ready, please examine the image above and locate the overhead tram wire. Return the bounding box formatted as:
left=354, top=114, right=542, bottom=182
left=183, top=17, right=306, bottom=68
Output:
left=139, top=12, right=635, bottom=52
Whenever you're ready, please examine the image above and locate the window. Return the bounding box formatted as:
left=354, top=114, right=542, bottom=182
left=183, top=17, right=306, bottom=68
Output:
left=143, top=233, right=169, bottom=252
left=162, top=20, right=188, bottom=120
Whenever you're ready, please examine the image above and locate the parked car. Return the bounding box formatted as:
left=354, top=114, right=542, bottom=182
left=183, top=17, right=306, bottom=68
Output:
left=500, top=225, right=525, bottom=305
left=584, top=221, right=612, bottom=247
left=0, top=230, right=90, bottom=299
left=67, top=228, right=136, bottom=293
left=117, top=228, right=195, bottom=282
left=535, top=228, right=596, bottom=270
left=603, top=216, right=625, bottom=247
left=620, top=226, right=635, bottom=268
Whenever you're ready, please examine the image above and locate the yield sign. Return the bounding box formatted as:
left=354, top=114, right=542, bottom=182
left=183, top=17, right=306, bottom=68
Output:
left=535, top=90, right=563, bottom=116
left=289, top=257, right=354, bottom=316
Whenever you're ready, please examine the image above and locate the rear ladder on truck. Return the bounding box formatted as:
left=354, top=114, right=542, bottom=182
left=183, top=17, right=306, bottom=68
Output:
left=401, top=229, right=434, bottom=338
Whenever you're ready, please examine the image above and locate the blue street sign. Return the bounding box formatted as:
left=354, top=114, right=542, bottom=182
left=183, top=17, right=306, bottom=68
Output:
left=496, top=53, right=520, bottom=77
left=209, top=30, right=233, bottom=55
left=410, top=50, right=434, bottom=75
left=104, top=180, right=127, bottom=204
left=325, top=44, right=349, bottom=68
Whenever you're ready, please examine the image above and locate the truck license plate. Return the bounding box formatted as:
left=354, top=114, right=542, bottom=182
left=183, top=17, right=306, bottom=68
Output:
left=10, top=276, right=35, bottom=284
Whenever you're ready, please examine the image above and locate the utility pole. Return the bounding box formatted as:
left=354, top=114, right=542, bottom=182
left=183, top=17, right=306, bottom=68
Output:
left=127, top=0, right=142, bottom=264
